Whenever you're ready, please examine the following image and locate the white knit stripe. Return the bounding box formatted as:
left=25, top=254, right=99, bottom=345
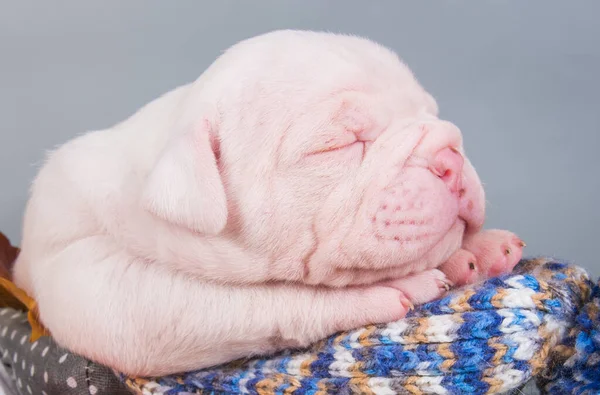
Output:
left=414, top=375, right=448, bottom=394
left=378, top=320, right=412, bottom=343
left=424, top=315, right=460, bottom=343
left=342, top=326, right=378, bottom=348
left=500, top=288, right=538, bottom=308
left=282, top=352, right=313, bottom=376
left=367, top=377, right=396, bottom=395
left=504, top=275, right=527, bottom=289
left=496, top=309, right=517, bottom=331
left=415, top=363, right=433, bottom=373
left=497, top=309, right=542, bottom=333
left=346, top=327, right=366, bottom=345
left=507, top=333, right=539, bottom=360
left=329, top=348, right=359, bottom=377
left=486, top=364, right=528, bottom=393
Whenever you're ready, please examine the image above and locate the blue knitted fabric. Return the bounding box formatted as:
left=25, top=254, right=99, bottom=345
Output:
left=539, top=277, right=600, bottom=394
left=123, top=257, right=598, bottom=395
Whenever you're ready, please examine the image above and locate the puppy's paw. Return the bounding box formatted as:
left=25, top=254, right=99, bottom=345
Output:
left=439, top=248, right=480, bottom=287
left=379, top=269, right=452, bottom=306
left=462, top=229, right=526, bottom=278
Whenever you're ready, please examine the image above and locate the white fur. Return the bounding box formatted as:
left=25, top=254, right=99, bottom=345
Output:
left=13, top=30, right=486, bottom=376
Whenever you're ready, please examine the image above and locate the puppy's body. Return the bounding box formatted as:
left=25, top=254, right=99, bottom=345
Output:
left=13, top=30, right=522, bottom=376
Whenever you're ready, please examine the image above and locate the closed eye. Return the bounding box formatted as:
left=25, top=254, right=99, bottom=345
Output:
left=307, top=141, right=362, bottom=155
left=305, top=141, right=366, bottom=162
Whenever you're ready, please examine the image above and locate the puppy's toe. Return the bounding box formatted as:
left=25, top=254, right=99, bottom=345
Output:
left=463, top=229, right=526, bottom=278
left=381, top=269, right=452, bottom=306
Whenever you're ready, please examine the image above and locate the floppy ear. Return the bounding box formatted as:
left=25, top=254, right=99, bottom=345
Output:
left=141, top=118, right=227, bottom=235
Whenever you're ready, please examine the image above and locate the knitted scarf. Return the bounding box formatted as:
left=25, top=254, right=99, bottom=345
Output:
left=122, top=257, right=600, bottom=394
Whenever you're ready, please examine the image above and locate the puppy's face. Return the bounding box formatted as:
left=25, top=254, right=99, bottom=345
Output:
left=145, top=31, right=486, bottom=286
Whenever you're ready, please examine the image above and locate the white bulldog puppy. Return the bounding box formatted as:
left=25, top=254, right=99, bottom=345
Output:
left=13, top=30, right=524, bottom=376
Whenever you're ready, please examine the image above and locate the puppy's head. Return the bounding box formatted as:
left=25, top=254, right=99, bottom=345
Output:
left=142, top=30, right=486, bottom=285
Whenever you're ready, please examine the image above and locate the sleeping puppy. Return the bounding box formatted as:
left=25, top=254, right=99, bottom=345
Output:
left=12, top=30, right=524, bottom=376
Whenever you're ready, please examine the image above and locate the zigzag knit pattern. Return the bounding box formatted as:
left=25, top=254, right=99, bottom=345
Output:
left=123, top=258, right=596, bottom=395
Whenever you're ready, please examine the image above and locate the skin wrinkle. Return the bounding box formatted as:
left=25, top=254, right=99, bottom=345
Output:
left=340, top=126, right=431, bottom=259
left=301, top=220, right=320, bottom=282
left=301, top=117, right=461, bottom=283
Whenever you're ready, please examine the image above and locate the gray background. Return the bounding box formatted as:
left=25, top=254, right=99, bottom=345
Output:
left=1, top=2, right=599, bottom=277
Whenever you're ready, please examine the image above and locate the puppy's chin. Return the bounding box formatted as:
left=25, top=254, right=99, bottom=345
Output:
left=300, top=216, right=465, bottom=287
left=422, top=217, right=468, bottom=266
left=364, top=215, right=467, bottom=272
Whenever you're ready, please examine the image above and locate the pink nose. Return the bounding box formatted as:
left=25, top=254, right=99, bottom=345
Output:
left=430, top=147, right=464, bottom=194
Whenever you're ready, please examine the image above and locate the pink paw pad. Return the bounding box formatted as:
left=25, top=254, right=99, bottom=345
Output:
left=439, top=249, right=480, bottom=287
left=462, top=229, right=526, bottom=279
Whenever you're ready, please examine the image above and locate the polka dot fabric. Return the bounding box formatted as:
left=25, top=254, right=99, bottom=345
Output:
left=0, top=308, right=129, bottom=395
